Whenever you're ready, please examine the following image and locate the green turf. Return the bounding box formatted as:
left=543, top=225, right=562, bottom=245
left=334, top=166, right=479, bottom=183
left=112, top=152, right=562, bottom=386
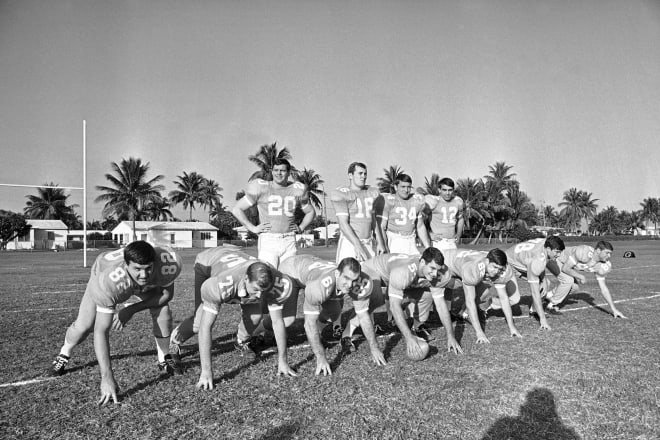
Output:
left=1, top=241, right=659, bottom=439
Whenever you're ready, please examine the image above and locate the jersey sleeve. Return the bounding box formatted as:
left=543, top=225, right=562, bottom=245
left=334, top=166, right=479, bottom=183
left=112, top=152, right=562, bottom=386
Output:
left=293, top=182, right=313, bottom=212
left=302, top=281, right=328, bottom=315
left=461, top=261, right=485, bottom=286
left=330, top=187, right=351, bottom=217
left=200, top=274, right=237, bottom=314
left=593, top=261, right=612, bottom=279
left=94, top=267, right=132, bottom=313
left=387, top=265, right=416, bottom=299
left=455, top=197, right=465, bottom=220
left=243, top=179, right=267, bottom=206
left=377, top=195, right=395, bottom=221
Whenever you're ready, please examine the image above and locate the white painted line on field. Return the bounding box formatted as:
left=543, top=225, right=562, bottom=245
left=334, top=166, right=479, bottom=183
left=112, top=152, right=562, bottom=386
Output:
left=616, top=265, right=660, bottom=271
left=0, top=377, right=57, bottom=388
left=3, top=307, right=78, bottom=313
left=32, top=290, right=79, bottom=295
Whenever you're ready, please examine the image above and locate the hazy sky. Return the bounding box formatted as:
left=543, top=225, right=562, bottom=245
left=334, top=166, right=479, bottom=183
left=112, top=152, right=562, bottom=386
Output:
left=1, top=0, right=659, bottom=222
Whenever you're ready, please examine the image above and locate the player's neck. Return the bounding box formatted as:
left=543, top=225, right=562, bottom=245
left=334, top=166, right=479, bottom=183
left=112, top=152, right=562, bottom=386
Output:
left=349, top=183, right=366, bottom=191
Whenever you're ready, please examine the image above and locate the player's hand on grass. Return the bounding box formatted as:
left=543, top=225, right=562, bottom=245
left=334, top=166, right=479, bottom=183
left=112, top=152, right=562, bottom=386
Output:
left=447, top=338, right=463, bottom=354
left=510, top=328, right=522, bottom=338
left=277, top=361, right=298, bottom=377
left=539, top=321, right=552, bottom=331
left=475, top=334, right=490, bottom=344
left=98, top=375, right=118, bottom=406
left=315, top=359, right=332, bottom=376
left=612, top=308, right=627, bottom=319
left=196, top=371, right=214, bottom=391
left=370, top=347, right=387, bottom=366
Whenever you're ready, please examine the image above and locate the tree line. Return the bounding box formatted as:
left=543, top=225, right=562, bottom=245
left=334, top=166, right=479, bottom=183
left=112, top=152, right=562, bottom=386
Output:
left=2, top=143, right=659, bottom=247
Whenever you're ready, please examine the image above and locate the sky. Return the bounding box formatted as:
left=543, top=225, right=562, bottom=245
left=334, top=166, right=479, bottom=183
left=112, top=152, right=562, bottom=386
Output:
left=1, top=0, right=659, bottom=223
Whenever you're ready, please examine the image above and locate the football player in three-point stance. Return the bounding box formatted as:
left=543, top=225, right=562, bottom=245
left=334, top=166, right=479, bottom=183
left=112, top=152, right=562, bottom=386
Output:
left=279, top=255, right=386, bottom=375
left=505, top=236, right=565, bottom=330
left=546, top=240, right=626, bottom=319
left=48, top=240, right=183, bottom=405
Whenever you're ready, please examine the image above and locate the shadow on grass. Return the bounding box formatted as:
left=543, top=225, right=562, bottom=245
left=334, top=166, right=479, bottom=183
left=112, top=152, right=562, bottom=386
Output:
left=481, top=387, right=580, bottom=440
left=258, top=420, right=301, bottom=440
left=565, top=292, right=611, bottom=315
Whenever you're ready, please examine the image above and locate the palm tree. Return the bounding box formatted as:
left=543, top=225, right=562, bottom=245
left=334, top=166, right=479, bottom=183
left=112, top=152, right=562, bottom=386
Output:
left=640, top=197, right=660, bottom=233
left=558, top=188, right=599, bottom=233
left=377, top=165, right=405, bottom=194
left=24, top=183, right=79, bottom=226
left=484, top=161, right=517, bottom=192
left=420, top=173, right=442, bottom=196
left=589, top=206, right=620, bottom=235
left=248, top=142, right=295, bottom=181
left=455, top=177, right=489, bottom=241
left=95, top=157, right=165, bottom=240
left=295, top=168, right=325, bottom=211
left=201, top=179, right=224, bottom=221
left=505, top=185, right=537, bottom=231
left=143, top=196, right=174, bottom=221
left=542, top=205, right=560, bottom=227
left=169, top=171, right=207, bottom=221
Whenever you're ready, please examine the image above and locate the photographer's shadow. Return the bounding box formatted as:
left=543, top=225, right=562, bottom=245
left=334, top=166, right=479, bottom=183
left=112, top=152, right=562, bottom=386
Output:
left=482, top=388, right=580, bottom=440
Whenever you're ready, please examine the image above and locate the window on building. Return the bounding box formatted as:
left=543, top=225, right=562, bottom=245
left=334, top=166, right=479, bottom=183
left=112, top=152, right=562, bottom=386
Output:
left=201, top=232, right=211, bottom=240
left=170, top=234, right=175, bottom=245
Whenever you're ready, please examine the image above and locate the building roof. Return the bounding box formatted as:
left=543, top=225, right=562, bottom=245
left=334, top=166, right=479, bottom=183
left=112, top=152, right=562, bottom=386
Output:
left=114, top=221, right=218, bottom=231
left=26, top=219, right=68, bottom=230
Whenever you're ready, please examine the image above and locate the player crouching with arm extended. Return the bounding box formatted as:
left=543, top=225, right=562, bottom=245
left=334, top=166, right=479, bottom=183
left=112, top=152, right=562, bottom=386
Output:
left=279, top=255, right=386, bottom=376
left=196, top=259, right=298, bottom=390
left=362, top=248, right=463, bottom=357
left=48, top=241, right=183, bottom=405
left=445, top=248, right=522, bottom=344
left=546, top=240, right=626, bottom=319
left=505, top=236, right=566, bottom=330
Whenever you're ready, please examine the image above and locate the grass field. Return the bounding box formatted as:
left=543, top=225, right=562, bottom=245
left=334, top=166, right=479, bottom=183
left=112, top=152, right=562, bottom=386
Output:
left=1, top=241, right=659, bottom=439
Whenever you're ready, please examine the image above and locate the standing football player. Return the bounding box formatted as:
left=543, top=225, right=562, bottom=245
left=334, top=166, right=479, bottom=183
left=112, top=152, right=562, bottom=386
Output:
left=329, top=161, right=387, bottom=339
left=232, top=158, right=315, bottom=268
left=48, top=241, right=183, bottom=405
left=424, top=177, right=465, bottom=251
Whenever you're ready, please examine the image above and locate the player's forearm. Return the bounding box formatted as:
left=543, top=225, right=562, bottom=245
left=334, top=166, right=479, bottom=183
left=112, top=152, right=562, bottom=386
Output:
left=455, top=219, right=465, bottom=240
left=464, top=288, right=486, bottom=336
left=390, top=298, right=414, bottom=340
left=496, top=289, right=517, bottom=331
left=94, top=313, right=114, bottom=379
left=271, top=316, right=289, bottom=363
left=198, top=311, right=216, bottom=376
left=417, top=222, right=431, bottom=248
left=597, top=280, right=617, bottom=309
left=432, top=296, right=456, bottom=340
left=357, top=311, right=379, bottom=349
left=298, top=210, right=316, bottom=232
left=529, top=283, right=549, bottom=326
left=304, top=316, right=327, bottom=361
left=126, top=287, right=173, bottom=314
left=231, top=207, right=258, bottom=233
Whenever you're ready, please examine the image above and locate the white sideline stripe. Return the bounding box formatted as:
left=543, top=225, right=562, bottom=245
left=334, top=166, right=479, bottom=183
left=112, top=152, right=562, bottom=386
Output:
left=32, top=290, right=79, bottom=295
left=2, top=299, right=191, bottom=314
left=0, top=377, right=58, bottom=388
left=616, top=265, right=660, bottom=270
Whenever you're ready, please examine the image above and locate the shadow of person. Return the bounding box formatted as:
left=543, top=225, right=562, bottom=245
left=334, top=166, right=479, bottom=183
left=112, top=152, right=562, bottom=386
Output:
left=481, top=388, right=580, bottom=440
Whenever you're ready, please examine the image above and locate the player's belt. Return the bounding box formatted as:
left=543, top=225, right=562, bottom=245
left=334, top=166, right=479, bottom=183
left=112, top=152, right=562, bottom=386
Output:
left=261, top=232, right=296, bottom=238
left=388, top=231, right=415, bottom=238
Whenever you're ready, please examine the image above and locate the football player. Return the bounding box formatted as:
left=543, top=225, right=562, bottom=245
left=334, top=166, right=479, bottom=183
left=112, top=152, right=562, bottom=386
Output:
left=193, top=249, right=299, bottom=390
left=232, top=158, right=315, bottom=268
left=47, top=240, right=183, bottom=405
left=545, top=240, right=626, bottom=318
left=279, top=255, right=386, bottom=375
left=505, top=236, right=565, bottom=330
left=423, top=177, right=465, bottom=251
left=329, top=162, right=387, bottom=339
left=444, top=248, right=522, bottom=343
left=362, top=248, right=463, bottom=357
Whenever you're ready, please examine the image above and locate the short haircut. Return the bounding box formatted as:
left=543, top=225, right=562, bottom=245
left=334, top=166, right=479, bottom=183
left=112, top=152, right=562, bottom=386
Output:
left=124, top=241, right=156, bottom=265
left=395, top=174, right=413, bottom=185
left=439, top=177, right=455, bottom=189
left=595, top=240, right=614, bottom=251
left=348, top=162, right=367, bottom=174
left=486, top=248, right=508, bottom=266
left=273, top=158, right=291, bottom=172
left=544, top=236, right=565, bottom=251
left=421, top=247, right=444, bottom=266
left=337, top=257, right=361, bottom=275
left=246, top=262, right=276, bottom=291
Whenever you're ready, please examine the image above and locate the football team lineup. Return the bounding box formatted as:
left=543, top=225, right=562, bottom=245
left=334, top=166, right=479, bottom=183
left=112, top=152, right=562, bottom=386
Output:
left=4, top=162, right=641, bottom=407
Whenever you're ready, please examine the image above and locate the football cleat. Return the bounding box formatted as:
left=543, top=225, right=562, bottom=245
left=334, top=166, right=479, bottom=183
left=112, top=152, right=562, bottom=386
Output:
left=340, top=337, right=356, bottom=357
left=374, top=320, right=398, bottom=336
left=234, top=338, right=258, bottom=360
left=331, top=325, right=344, bottom=341
left=411, top=324, right=435, bottom=342
left=169, top=343, right=183, bottom=371
left=48, top=354, right=70, bottom=377
left=158, top=353, right=183, bottom=375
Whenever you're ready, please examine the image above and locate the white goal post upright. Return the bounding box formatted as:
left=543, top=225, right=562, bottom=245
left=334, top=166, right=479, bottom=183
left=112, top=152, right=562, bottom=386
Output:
left=0, top=120, right=88, bottom=267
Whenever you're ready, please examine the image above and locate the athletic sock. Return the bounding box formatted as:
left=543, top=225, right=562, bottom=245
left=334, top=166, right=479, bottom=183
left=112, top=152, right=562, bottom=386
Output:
left=155, top=337, right=170, bottom=363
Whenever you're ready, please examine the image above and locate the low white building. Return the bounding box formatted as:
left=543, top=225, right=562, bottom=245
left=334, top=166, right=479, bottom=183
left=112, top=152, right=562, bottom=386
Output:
left=7, top=219, right=68, bottom=250
left=111, top=221, right=218, bottom=248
